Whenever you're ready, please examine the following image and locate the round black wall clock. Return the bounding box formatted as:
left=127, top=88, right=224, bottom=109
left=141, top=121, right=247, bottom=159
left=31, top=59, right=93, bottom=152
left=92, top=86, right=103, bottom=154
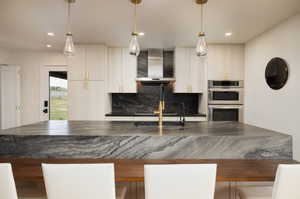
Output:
left=265, top=57, right=289, bottom=90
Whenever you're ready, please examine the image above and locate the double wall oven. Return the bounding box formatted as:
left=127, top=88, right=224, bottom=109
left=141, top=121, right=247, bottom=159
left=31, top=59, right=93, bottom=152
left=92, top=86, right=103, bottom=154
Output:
left=208, top=80, right=244, bottom=122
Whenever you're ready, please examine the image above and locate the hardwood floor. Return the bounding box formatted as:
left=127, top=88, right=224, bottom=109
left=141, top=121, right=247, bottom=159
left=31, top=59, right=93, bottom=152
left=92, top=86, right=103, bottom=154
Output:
left=16, top=182, right=46, bottom=199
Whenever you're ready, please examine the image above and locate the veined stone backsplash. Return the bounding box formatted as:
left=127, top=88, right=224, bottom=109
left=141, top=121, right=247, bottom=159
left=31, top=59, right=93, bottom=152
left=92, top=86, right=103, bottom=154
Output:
left=111, top=83, right=200, bottom=115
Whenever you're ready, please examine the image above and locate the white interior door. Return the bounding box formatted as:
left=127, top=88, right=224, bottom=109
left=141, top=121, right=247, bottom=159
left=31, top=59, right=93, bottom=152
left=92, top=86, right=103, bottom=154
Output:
left=0, top=66, right=21, bottom=129
left=40, top=66, right=67, bottom=121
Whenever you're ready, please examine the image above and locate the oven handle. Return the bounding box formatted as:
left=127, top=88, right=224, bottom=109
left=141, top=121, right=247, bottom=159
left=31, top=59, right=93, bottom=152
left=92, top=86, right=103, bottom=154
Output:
left=208, top=88, right=243, bottom=92
left=208, top=105, right=244, bottom=109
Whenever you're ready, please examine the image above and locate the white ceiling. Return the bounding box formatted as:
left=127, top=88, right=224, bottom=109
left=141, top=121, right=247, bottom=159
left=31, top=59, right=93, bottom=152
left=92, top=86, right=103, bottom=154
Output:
left=0, top=0, right=299, bottom=51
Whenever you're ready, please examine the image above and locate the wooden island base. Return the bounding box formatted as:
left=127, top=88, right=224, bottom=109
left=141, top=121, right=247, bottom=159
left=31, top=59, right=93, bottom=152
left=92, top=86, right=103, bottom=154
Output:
left=0, top=158, right=298, bottom=182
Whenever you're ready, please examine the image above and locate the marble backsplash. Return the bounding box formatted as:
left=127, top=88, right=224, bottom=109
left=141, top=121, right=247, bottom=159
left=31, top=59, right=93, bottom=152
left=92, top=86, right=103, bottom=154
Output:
left=112, top=84, right=199, bottom=114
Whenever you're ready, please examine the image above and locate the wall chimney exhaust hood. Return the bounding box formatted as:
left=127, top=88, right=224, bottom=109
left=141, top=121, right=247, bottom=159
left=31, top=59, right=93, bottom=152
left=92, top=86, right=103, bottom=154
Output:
left=136, top=49, right=175, bottom=83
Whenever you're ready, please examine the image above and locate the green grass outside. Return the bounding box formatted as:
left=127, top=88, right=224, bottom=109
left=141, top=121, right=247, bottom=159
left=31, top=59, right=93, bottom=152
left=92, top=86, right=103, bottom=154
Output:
left=50, top=97, right=68, bottom=120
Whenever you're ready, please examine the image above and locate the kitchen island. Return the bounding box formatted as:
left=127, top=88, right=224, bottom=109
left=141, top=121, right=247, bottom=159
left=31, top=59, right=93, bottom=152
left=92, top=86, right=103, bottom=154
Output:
left=0, top=121, right=292, bottom=159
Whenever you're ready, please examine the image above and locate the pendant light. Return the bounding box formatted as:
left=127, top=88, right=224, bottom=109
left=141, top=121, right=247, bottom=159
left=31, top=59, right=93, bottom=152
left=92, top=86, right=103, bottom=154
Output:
left=64, top=0, right=75, bottom=56
left=196, top=0, right=208, bottom=57
left=129, top=0, right=142, bottom=57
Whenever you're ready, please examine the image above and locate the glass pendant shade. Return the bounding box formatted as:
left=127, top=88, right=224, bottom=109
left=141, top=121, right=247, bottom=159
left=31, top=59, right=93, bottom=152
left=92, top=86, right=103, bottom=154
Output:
left=196, top=33, right=208, bottom=56
left=64, top=33, right=75, bottom=57
left=129, top=34, right=140, bottom=56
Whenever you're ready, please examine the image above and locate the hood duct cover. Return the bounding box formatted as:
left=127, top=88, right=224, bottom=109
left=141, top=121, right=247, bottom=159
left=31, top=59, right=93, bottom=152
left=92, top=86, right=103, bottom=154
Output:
left=148, top=49, right=163, bottom=79
left=136, top=49, right=175, bottom=83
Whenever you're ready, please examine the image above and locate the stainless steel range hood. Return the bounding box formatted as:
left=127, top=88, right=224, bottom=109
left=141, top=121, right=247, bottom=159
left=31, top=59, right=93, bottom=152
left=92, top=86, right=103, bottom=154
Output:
left=136, top=49, right=175, bottom=83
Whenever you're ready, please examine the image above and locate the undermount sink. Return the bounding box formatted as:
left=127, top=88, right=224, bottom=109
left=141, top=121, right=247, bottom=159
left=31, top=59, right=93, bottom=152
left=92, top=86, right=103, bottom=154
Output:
left=134, top=121, right=185, bottom=127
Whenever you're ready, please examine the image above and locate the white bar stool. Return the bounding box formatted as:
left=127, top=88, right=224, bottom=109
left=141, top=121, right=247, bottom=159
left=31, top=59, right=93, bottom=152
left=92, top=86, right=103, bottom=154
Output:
left=144, top=164, right=217, bottom=199
left=0, top=163, right=18, bottom=199
left=272, top=164, right=300, bottom=199
left=238, top=164, right=300, bottom=199
left=42, top=163, right=127, bottom=199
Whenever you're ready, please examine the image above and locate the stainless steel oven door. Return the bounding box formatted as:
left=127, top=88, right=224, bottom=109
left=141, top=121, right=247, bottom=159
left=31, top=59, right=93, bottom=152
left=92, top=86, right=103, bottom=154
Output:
left=208, top=105, right=244, bottom=122
left=208, top=88, right=244, bottom=105
left=208, top=80, right=244, bottom=88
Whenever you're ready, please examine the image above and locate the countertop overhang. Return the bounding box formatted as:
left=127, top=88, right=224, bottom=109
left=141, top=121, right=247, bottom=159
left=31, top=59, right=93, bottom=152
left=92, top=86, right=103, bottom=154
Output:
left=0, top=121, right=293, bottom=160
left=0, top=121, right=290, bottom=136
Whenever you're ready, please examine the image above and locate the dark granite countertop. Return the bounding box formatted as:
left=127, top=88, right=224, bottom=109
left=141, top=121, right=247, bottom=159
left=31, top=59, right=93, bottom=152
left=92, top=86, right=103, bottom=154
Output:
left=0, top=121, right=292, bottom=159
left=0, top=121, right=290, bottom=137
left=105, top=112, right=207, bottom=117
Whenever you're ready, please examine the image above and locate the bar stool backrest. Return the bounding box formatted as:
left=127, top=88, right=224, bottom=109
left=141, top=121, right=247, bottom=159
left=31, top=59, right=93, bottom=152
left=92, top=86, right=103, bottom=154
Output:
left=144, top=164, right=217, bottom=199
left=42, top=163, right=116, bottom=199
left=0, top=163, right=18, bottom=199
left=272, top=164, right=300, bottom=199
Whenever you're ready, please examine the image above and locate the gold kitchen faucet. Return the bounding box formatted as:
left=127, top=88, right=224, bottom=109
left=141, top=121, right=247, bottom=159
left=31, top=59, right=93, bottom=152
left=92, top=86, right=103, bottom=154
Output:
left=154, top=100, right=165, bottom=129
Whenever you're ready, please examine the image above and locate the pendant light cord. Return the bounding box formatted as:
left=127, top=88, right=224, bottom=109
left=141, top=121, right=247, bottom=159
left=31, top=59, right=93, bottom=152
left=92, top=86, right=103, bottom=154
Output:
left=134, top=3, right=137, bottom=33
left=201, top=3, right=204, bottom=33
left=67, top=1, right=71, bottom=34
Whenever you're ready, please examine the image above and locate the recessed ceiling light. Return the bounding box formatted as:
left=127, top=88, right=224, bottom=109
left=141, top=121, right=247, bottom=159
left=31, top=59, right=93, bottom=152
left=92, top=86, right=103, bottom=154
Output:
left=138, top=32, right=145, bottom=36
left=225, top=32, right=232, bottom=37
left=46, top=44, right=52, bottom=48
left=47, top=32, right=55, bottom=36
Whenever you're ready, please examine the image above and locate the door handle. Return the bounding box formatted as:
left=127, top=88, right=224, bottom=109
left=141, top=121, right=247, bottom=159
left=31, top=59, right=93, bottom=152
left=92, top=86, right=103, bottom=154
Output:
left=44, top=100, right=48, bottom=108
left=43, top=109, right=48, bottom=114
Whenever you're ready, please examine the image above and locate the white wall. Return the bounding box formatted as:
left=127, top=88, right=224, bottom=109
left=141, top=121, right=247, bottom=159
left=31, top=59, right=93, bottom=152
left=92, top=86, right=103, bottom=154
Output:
left=0, top=47, right=11, bottom=63
left=244, top=13, right=300, bottom=160
left=9, top=51, right=67, bottom=125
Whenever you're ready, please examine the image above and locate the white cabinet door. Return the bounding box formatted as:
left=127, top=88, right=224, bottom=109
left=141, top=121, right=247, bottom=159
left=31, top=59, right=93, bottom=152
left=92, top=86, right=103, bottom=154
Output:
left=86, top=45, right=107, bottom=81
left=175, top=48, right=204, bottom=93
left=0, top=66, right=21, bottom=129
left=207, top=45, right=244, bottom=80
left=68, top=45, right=107, bottom=81
left=68, top=46, right=86, bottom=81
left=122, top=48, right=137, bottom=93
left=190, top=49, right=205, bottom=93
left=108, top=48, right=123, bottom=93
left=174, top=48, right=191, bottom=93
left=108, top=48, right=137, bottom=93
left=68, top=81, right=105, bottom=120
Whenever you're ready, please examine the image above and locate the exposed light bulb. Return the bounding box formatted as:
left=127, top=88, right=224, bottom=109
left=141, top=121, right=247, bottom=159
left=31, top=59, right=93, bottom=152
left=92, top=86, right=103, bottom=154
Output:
left=64, top=33, right=75, bottom=57
left=196, top=32, right=208, bottom=57
left=129, top=33, right=140, bottom=57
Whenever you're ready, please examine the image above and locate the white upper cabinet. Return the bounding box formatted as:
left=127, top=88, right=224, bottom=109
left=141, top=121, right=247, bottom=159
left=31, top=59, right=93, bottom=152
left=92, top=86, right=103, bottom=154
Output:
left=108, top=48, right=137, bottom=93
left=108, top=48, right=123, bottom=93
left=174, top=48, right=206, bottom=93
left=86, top=45, right=107, bottom=81
left=207, top=44, right=244, bottom=80
left=174, top=48, right=190, bottom=93
left=68, top=45, right=107, bottom=81
left=122, top=48, right=137, bottom=93
left=190, top=49, right=206, bottom=93
left=68, top=46, right=86, bottom=81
